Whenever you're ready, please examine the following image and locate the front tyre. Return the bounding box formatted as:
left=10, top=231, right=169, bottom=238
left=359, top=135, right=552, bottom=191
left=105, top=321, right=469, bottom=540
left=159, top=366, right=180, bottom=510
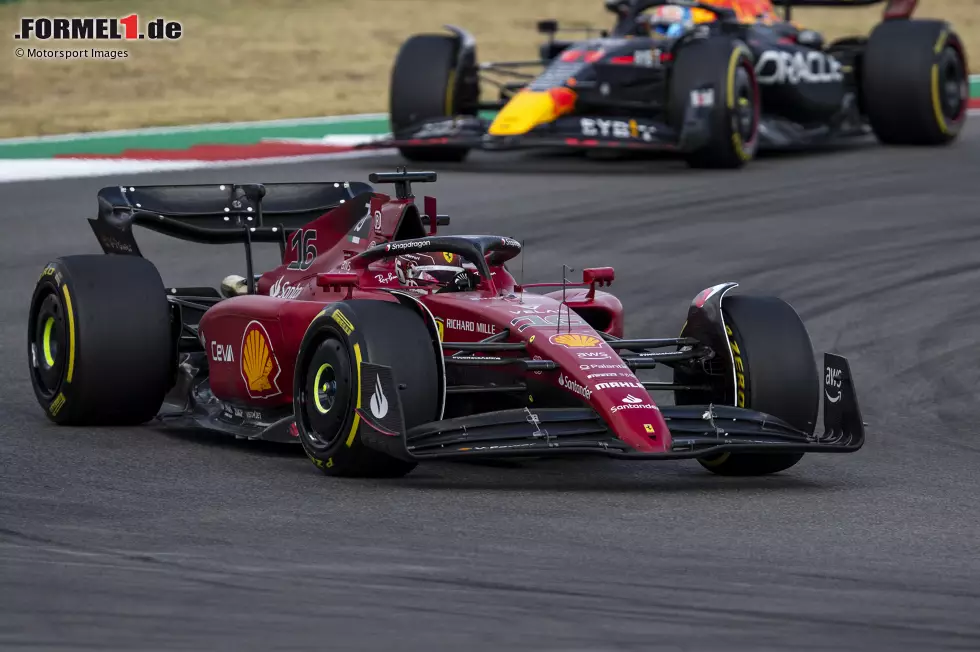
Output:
left=677, top=295, right=819, bottom=476
left=668, top=38, right=760, bottom=169
left=294, top=300, right=440, bottom=478
left=862, top=20, right=969, bottom=146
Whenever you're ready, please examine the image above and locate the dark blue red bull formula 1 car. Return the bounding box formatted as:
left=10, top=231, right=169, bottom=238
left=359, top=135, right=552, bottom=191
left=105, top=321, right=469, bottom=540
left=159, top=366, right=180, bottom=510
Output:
left=369, top=0, right=969, bottom=168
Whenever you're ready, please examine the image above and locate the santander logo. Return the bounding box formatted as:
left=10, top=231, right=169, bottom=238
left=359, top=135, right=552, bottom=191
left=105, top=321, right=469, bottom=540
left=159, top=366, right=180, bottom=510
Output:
left=270, top=276, right=303, bottom=299
left=609, top=393, right=658, bottom=414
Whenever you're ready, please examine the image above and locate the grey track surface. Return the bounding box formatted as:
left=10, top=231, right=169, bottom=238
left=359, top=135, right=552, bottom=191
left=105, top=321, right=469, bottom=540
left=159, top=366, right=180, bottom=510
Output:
left=3, top=128, right=980, bottom=652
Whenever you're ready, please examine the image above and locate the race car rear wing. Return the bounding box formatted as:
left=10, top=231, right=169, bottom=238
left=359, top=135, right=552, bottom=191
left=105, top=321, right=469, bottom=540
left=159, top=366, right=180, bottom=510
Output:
left=88, top=181, right=376, bottom=294
left=87, top=173, right=449, bottom=294
left=607, top=0, right=918, bottom=22
left=773, top=0, right=918, bottom=21
left=90, top=172, right=448, bottom=251
left=89, top=181, right=374, bottom=250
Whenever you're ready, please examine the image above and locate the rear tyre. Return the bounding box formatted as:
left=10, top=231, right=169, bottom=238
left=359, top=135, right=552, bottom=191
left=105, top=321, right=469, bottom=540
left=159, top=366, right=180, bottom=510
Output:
left=668, top=38, right=760, bottom=169
left=27, top=255, right=173, bottom=426
left=862, top=20, right=969, bottom=146
left=676, top=295, right=819, bottom=476
left=389, top=34, right=476, bottom=163
left=294, top=300, right=441, bottom=478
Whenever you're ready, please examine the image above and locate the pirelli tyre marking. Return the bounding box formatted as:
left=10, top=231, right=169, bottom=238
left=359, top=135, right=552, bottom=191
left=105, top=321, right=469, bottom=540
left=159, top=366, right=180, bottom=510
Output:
left=345, top=342, right=363, bottom=447
left=931, top=30, right=950, bottom=135
left=61, top=284, right=76, bottom=383
left=727, top=46, right=756, bottom=162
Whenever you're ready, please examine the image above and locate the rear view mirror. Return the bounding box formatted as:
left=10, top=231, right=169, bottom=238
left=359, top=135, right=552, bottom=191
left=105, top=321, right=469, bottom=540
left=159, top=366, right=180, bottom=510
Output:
left=317, top=272, right=359, bottom=299
left=583, top=267, right=615, bottom=287
left=537, top=20, right=558, bottom=35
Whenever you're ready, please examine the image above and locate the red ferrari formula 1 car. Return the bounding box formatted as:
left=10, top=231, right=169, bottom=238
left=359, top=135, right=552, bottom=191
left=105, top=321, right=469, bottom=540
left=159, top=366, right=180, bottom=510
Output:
left=28, top=170, right=864, bottom=478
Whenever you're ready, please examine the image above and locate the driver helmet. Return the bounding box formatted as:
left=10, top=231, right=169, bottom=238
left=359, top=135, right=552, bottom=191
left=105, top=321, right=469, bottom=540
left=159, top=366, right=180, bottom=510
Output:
left=645, top=5, right=694, bottom=37
left=395, top=252, right=476, bottom=291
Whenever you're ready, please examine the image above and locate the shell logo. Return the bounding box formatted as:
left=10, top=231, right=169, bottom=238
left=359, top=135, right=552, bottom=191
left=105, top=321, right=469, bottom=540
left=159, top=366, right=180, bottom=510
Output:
left=549, top=333, right=601, bottom=348
left=241, top=320, right=282, bottom=399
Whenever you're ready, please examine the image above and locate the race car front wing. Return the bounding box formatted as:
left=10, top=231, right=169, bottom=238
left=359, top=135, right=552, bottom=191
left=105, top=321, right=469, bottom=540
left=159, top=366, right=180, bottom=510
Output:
left=358, top=93, right=716, bottom=155
left=355, top=353, right=865, bottom=463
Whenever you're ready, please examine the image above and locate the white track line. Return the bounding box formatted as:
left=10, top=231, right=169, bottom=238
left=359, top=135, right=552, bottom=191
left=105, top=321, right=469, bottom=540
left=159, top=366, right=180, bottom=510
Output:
left=0, top=148, right=396, bottom=183
left=262, top=135, right=391, bottom=146
left=1, top=108, right=977, bottom=184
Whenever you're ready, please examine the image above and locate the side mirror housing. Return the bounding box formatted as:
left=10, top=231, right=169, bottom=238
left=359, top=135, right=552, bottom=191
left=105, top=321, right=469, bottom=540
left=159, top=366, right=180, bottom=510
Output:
left=317, top=272, right=359, bottom=299
left=537, top=19, right=558, bottom=34
left=583, top=267, right=615, bottom=287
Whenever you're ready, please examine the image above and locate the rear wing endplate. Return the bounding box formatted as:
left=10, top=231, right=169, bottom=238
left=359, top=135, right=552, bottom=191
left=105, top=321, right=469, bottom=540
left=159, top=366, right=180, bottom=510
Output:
left=821, top=352, right=865, bottom=445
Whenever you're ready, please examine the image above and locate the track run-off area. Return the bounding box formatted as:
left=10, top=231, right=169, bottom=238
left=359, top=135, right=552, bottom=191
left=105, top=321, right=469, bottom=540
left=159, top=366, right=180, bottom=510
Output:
left=2, top=126, right=980, bottom=651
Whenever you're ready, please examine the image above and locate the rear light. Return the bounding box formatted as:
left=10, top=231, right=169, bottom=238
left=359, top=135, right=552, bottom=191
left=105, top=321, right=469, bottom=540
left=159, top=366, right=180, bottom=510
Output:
left=584, top=50, right=604, bottom=63
left=560, top=49, right=582, bottom=62
left=608, top=51, right=673, bottom=65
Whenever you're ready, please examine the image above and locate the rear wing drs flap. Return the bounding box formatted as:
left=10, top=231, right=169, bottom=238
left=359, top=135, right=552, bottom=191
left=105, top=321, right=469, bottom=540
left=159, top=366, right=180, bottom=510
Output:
left=772, top=0, right=918, bottom=21
left=89, top=181, right=375, bottom=295
left=88, top=181, right=375, bottom=254
left=87, top=171, right=451, bottom=295
left=603, top=1, right=917, bottom=33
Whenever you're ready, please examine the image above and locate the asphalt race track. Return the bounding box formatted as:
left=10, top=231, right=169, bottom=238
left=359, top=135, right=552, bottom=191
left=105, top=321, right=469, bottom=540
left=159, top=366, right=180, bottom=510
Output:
left=3, top=127, right=980, bottom=651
